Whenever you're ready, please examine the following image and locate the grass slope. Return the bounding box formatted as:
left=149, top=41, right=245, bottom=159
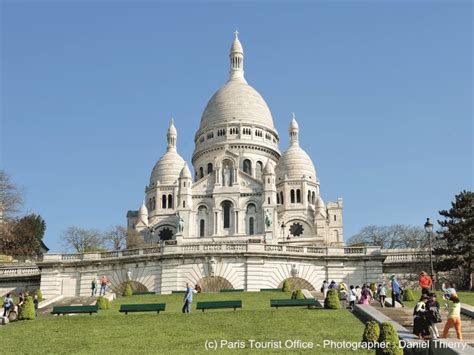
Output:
left=400, top=289, right=474, bottom=308
left=2, top=292, right=372, bottom=354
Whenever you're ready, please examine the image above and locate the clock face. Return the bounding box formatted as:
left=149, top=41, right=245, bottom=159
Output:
left=289, top=223, right=304, bottom=237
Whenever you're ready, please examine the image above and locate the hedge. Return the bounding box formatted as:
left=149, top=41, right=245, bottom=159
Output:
left=19, top=296, right=35, bottom=320
left=282, top=280, right=291, bottom=292
left=362, top=320, right=380, bottom=346
left=402, top=289, right=414, bottom=302
left=324, top=289, right=340, bottom=309
left=376, top=322, right=403, bottom=355
left=123, top=282, right=133, bottom=297
left=96, top=296, right=110, bottom=310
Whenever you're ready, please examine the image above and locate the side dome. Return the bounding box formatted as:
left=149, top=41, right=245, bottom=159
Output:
left=276, top=114, right=317, bottom=181
left=149, top=119, right=185, bottom=185
left=199, top=79, right=275, bottom=131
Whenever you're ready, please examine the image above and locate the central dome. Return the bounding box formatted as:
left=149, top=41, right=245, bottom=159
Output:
left=199, top=80, right=275, bottom=131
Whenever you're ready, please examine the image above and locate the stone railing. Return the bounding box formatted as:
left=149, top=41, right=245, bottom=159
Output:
left=381, top=248, right=430, bottom=264
left=0, top=265, right=41, bottom=278
left=41, top=244, right=383, bottom=263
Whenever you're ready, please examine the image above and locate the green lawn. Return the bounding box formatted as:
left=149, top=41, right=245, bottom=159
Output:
left=400, top=289, right=474, bottom=308
left=2, top=292, right=373, bottom=354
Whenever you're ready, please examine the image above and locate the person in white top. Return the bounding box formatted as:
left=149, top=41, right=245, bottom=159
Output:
left=348, top=285, right=357, bottom=312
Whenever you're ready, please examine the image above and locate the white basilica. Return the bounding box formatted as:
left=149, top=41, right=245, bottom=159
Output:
left=127, top=33, right=343, bottom=246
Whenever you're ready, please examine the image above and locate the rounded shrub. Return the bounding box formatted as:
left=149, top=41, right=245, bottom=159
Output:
left=362, top=320, right=380, bottom=346
left=123, top=282, right=133, bottom=297
left=96, top=296, right=110, bottom=310
left=369, top=283, right=377, bottom=294
left=36, top=289, right=43, bottom=301
left=19, top=296, right=35, bottom=320
left=376, top=321, right=403, bottom=355
left=402, top=289, right=414, bottom=301
left=282, top=280, right=291, bottom=292
left=324, top=289, right=340, bottom=309
left=291, top=289, right=304, bottom=299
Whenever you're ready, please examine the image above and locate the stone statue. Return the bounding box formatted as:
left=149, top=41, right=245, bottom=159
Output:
left=291, top=264, right=299, bottom=277
left=223, top=165, right=230, bottom=186
left=208, top=257, right=216, bottom=277
left=176, top=212, right=184, bottom=233
left=264, top=209, right=272, bottom=229
left=126, top=269, right=132, bottom=281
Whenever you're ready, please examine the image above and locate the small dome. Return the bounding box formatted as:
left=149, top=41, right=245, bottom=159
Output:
left=168, top=118, right=177, bottom=135
left=150, top=151, right=185, bottom=185
left=230, top=38, right=243, bottom=54
left=276, top=144, right=317, bottom=181
left=289, top=114, right=299, bottom=131
left=263, top=160, right=274, bottom=175
left=138, top=201, right=148, bottom=216
left=199, top=80, right=275, bottom=131
left=316, top=195, right=325, bottom=208
left=179, top=163, right=192, bottom=179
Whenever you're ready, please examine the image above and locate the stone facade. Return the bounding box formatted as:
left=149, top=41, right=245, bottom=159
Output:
left=127, top=33, right=343, bottom=246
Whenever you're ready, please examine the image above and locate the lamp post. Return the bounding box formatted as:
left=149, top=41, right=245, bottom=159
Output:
left=424, top=218, right=435, bottom=290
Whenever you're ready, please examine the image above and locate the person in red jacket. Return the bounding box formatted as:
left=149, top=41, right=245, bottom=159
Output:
left=419, top=271, right=433, bottom=295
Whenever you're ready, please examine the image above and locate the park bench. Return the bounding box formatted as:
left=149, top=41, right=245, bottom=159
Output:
left=270, top=299, right=317, bottom=309
left=260, top=288, right=282, bottom=292
left=171, top=290, right=186, bottom=294
left=51, top=305, right=98, bottom=315
left=132, top=292, right=155, bottom=296
left=196, top=300, right=242, bottom=312
left=219, top=288, right=244, bottom=293
left=119, top=303, right=166, bottom=315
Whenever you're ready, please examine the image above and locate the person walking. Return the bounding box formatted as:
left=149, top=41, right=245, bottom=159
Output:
left=379, top=283, right=387, bottom=308
left=33, top=294, right=39, bottom=317
left=2, top=293, right=13, bottom=317
left=442, top=294, right=463, bottom=340
left=182, top=283, right=194, bottom=313
left=427, top=293, right=441, bottom=339
left=419, top=271, right=432, bottom=295
left=328, top=280, right=337, bottom=289
left=91, top=278, right=97, bottom=296
left=354, top=285, right=361, bottom=303
left=320, top=280, right=329, bottom=299
left=390, top=275, right=404, bottom=307
left=348, top=285, right=357, bottom=312
left=99, top=276, right=108, bottom=296
left=359, top=284, right=372, bottom=305
left=413, top=295, right=430, bottom=339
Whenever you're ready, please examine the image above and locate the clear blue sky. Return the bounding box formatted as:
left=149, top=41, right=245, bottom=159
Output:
left=1, top=1, right=472, bottom=252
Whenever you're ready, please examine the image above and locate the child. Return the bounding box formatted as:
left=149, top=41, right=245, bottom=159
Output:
left=379, top=283, right=387, bottom=308
left=413, top=295, right=429, bottom=339
left=442, top=294, right=463, bottom=340
left=348, top=285, right=357, bottom=312
left=427, top=293, right=441, bottom=339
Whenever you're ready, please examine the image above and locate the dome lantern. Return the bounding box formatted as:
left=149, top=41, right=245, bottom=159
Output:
left=229, top=30, right=246, bottom=83
left=289, top=112, right=299, bottom=145
left=167, top=118, right=177, bottom=152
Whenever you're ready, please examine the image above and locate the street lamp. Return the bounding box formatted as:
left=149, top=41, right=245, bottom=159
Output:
left=424, top=218, right=435, bottom=290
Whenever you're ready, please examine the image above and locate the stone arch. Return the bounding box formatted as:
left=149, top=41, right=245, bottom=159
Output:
left=278, top=277, right=315, bottom=291
left=196, top=205, right=209, bottom=237
left=113, top=280, right=148, bottom=295
left=196, top=276, right=234, bottom=293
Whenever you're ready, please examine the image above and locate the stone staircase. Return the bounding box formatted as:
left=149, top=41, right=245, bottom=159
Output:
left=371, top=302, right=474, bottom=347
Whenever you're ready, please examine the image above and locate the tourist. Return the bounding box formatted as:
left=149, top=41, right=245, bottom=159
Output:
left=354, top=285, right=361, bottom=303
left=320, top=280, right=329, bottom=299
left=194, top=284, right=202, bottom=293
left=100, top=275, right=108, bottom=296
left=2, top=293, right=13, bottom=317
left=375, top=284, right=381, bottom=301
left=441, top=282, right=457, bottom=300
left=413, top=295, right=430, bottom=339
left=18, top=292, right=24, bottom=310
left=91, top=278, right=97, bottom=296
left=427, top=293, right=441, bottom=339
left=419, top=271, right=432, bottom=295
left=33, top=294, right=39, bottom=317
left=182, top=283, right=194, bottom=313
left=328, top=280, right=337, bottom=289
left=339, top=285, right=348, bottom=309
left=348, top=285, right=357, bottom=312
left=390, top=275, right=404, bottom=307
left=378, top=283, right=387, bottom=308
left=359, top=284, right=372, bottom=305
left=442, top=294, right=463, bottom=340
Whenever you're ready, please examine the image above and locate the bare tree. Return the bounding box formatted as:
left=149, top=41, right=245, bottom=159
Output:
left=0, top=170, right=23, bottom=220
left=348, top=224, right=428, bottom=249
left=126, top=229, right=145, bottom=249
left=103, top=225, right=127, bottom=251
left=62, top=227, right=104, bottom=253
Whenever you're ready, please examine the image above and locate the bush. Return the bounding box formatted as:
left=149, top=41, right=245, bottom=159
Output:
left=291, top=289, right=305, bottom=300
left=402, top=289, right=414, bottom=301
left=369, top=283, right=377, bottom=294
left=123, top=282, right=133, bottom=297
left=376, top=322, right=403, bottom=355
left=362, top=321, right=380, bottom=346
left=324, top=289, right=340, bottom=309
left=96, top=296, right=110, bottom=310
left=282, top=280, right=291, bottom=292
left=35, top=289, right=43, bottom=301
left=18, top=296, right=35, bottom=320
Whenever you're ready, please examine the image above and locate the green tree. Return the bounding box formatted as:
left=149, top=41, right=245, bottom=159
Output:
left=433, top=190, right=474, bottom=290
left=0, top=214, right=46, bottom=257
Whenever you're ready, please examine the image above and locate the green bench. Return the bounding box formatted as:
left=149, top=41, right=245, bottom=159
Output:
left=196, top=300, right=242, bottom=312
left=171, top=290, right=186, bottom=294
left=51, top=305, right=98, bottom=315
left=133, top=292, right=155, bottom=295
left=260, top=288, right=282, bottom=292
left=270, top=299, right=317, bottom=309
left=119, top=303, right=166, bottom=315
left=219, top=288, right=244, bottom=293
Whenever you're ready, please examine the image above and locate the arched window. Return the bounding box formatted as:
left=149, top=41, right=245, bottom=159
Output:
left=290, top=190, right=295, bottom=203
left=249, top=217, right=254, bottom=235
left=200, top=219, right=205, bottom=237
left=162, top=195, right=167, bottom=209
left=296, top=189, right=301, bottom=203
left=148, top=198, right=152, bottom=211
left=277, top=193, right=280, bottom=204
left=207, top=163, right=213, bottom=174
left=243, top=159, right=252, bottom=175
left=334, top=215, right=337, bottom=221
left=312, top=191, right=316, bottom=205
left=256, top=161, right=263, bottom=180
left=183, top=201, right=186, bottom=208
left=223, top=201, right=232, bottom=229
left=167, top=194, right=173, bottom=209
left=308, top=191, right=311, bottom=203
left=280, top=191, right=284, bottom=204
left=199, top=167, right=204, bottom=179
left=152, top=197, right=156, bottom=210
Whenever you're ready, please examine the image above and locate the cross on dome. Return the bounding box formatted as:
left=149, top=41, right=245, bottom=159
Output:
left=234, top=30, right=239, bottom=39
